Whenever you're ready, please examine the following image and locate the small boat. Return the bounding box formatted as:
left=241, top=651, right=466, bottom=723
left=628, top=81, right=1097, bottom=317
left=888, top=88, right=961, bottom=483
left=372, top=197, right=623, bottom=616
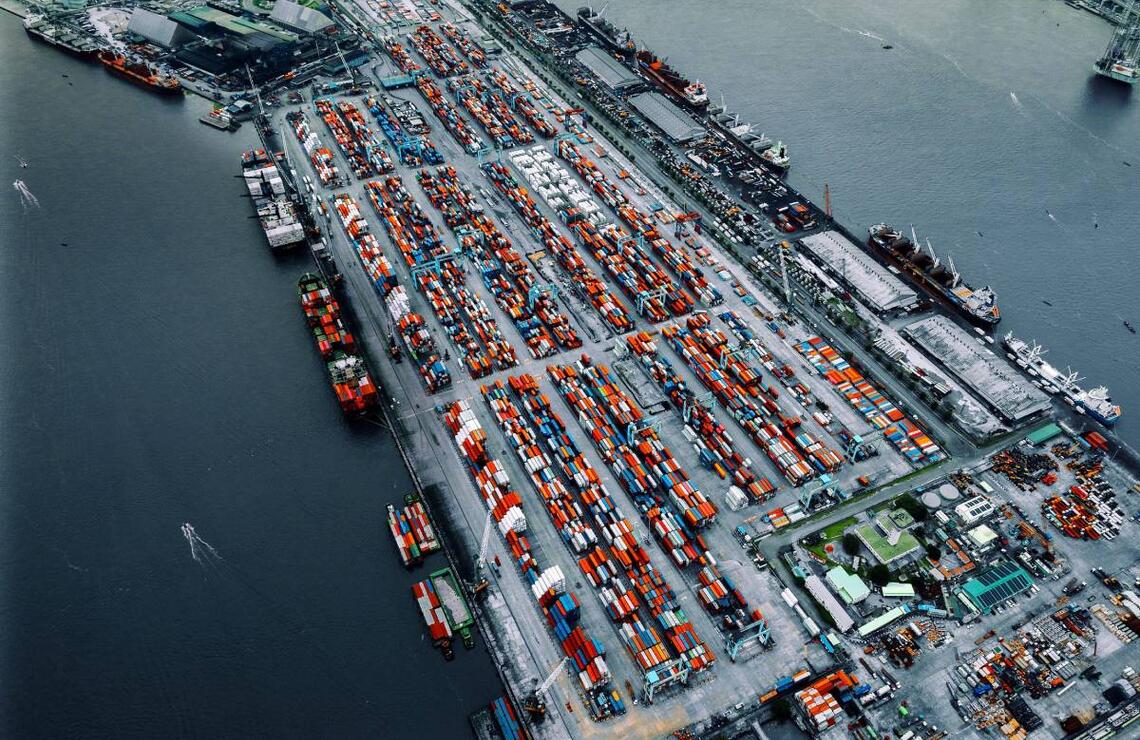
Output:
left=1125, top=320, right=1137, bottom=334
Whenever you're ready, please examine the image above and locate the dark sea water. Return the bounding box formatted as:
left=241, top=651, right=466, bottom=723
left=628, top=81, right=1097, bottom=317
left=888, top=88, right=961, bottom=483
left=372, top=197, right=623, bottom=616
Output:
left=556, top=0, right=1140, bottom=446
left=0, top=15, right=500, bottom=739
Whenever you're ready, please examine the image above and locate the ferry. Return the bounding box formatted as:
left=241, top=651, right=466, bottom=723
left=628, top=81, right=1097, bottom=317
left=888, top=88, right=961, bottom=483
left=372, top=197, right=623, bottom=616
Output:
left=1003, top=333, right=1121, bottom=427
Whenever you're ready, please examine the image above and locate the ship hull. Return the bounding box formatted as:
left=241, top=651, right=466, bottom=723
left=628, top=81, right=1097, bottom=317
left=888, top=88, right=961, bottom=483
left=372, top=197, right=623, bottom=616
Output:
left=1082, top=404, right=1121, bottom=426
left=101, top=61, right=183, bottom=96
left=867, top=236, right=1000, bottom=327
left=576, top=13, right=634, bottom=59
left=1094, top=63, right=1139, bottom=83
left=24, top=27, right=97, bottom=61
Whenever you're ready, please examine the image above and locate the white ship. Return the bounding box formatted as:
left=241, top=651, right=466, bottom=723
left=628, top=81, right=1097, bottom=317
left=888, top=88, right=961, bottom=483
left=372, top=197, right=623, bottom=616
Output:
left=1003, top=333, right=1121, bottom=427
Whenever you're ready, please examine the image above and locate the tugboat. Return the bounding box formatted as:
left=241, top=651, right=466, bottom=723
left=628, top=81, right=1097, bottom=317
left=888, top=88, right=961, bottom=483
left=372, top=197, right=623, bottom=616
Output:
left=98, top=50, right=182, bottom=95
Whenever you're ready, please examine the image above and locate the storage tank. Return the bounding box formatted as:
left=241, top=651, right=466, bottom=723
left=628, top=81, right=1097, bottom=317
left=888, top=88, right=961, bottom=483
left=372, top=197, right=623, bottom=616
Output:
left=939, top=483, right=961, bottom=502
left=922, top=491, right=942, bottom=509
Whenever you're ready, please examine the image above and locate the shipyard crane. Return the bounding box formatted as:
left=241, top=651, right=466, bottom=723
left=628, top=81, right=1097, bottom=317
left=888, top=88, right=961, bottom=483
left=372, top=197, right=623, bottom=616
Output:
left=527, top=283, right=559, bottom=311
left=681, top=391, right=715, bottom=423
left=535, top=657, right=570, bottom=698
left=474, top=511, right=493, bottom=573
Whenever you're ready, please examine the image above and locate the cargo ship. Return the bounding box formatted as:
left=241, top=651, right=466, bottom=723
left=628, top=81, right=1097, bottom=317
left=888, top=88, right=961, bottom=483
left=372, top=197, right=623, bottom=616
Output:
left=23, top=15, right=99, bottom=60
left=1003, top=333, right=1121, bottom=427
left=576, top=6, right=635, bottom=59
left=430, top=567, right=475, bottom=648
left=98, top=50, right=182, bottom=95
left=297, top=274, right=379, bottom=414
left=760, top=142, right=790, bottom=172
left=387, top=503, right=422, bottom=567
left=867, top=224, right=1000, bottom=327
left=1094, top=10, right=1140, bottom=83
left=242, top=149, right=306, bottom=250
left=635, top=49, right=708, bottom=110
left=411, top=578, right=455, bottom=659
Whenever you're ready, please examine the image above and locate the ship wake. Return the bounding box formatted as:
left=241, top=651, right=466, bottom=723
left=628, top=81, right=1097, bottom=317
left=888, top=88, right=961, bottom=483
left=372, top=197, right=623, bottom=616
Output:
left=13, top=180, right=40, bottom=212
left=182, top=522, right=223, bottom=570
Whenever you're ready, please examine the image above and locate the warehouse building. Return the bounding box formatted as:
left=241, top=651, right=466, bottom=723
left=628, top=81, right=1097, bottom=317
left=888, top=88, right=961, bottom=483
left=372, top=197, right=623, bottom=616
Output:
left=881, top=582, right=916, bottom=599
left=804, top=575, right=855, bottom=632
left=128, top=8, right=194, bottom=48
left=954, top=496, right=995, bottom=526
left=269, top=0, right=334, bottom=34
left=825, top=567, right=870, bottom=605
left=798, top=231, right=919, bottom=314
left=628, top=92, right=705, bottom=143
left=956, top=560, right=1033, bottom=615
left=575, top=46, right=640, bottom=91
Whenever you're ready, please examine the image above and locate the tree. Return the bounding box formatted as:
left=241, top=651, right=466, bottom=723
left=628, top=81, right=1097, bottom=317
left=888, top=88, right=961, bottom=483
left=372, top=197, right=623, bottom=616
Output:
left=842, top=533, right=861, bottom=556
left=868, top=564, right=892, bottom=587
left=925, top=544, right=941, bottom=561
left=770, top=698, right=793, bottom=723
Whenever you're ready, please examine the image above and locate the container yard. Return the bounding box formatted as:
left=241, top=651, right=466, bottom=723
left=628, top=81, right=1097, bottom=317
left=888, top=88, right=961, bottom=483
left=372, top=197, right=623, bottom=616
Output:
left=205, top=0, right=1140, bottom=735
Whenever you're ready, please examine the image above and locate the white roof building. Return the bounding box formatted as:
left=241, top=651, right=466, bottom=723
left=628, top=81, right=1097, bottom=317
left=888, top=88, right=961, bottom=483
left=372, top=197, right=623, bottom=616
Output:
left=269, top=0, right=334, bottom=34
left=955, top=496, right=995, bottom=526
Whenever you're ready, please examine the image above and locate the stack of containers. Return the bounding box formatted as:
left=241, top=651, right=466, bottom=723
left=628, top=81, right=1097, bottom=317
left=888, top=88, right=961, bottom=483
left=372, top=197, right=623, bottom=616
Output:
left=441, top=400, right=624, bottom=719
left=508, top=374, right=715, bottom=678
left=285, top=110, right=341, bottom=186
left=330, top=192, right=450, bottom=392
left=314, top=99, right=394, bottom=179
left=411, top=579, right=452, bottom=645
left=364, top=95, right=443, bottom=167
left=660, top=320, right=816, bottom=486
left=387, top=504, right=422, bottom=566
left=547, top=360, right=755, bottom=630
left=416, top=166, right=579, bottom=356
left=487, top=67, right=557, bottom=138
left=446, top=74, right=532, bottom=149
left=626, top=332, right=775, bottom=502
left=794, top=671, right=860, bottom=732
left=718, top=310, right=794, bottom=401
left=556, top=139, right=721, bottom=307
left=410, top=24, right=469, bottom=78
left=404, top=499, right=441, bottom=556
left=480, top=161, right=632, bottom=332
left=381, top=37, right=421, bottom=75
left=507, top=146, right=681, bottom=322
left=415, top=75, right=485, bottom=155
left=488, top=697, right=524, bottom=740
left=795, top=336, right=943, bottom=464
left=440, top=23, right=488, bottom=69
left=364, top=177, right=517, bottom=377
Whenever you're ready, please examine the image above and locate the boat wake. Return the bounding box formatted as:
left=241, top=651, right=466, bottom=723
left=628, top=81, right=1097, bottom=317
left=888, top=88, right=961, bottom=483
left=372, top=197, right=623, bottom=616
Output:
left=1009, top=92, right=1024, bottom=113
left=13, top=180, right=40, bottom=212
left=182, top=522, right=223, bottom=569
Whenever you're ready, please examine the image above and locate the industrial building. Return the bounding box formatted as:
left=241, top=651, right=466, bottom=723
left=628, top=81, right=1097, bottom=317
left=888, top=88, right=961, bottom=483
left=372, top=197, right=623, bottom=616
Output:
left=269, top=0, right=334, bottom=34
left=857, top=605, right=910, bottom=638
left=954, top=496, right=995, bottom=526
left=128, top=8, right=193, bottom=48
left=804, top=574, right=855, bottom=632
left=903, top=315, right=1051, bottom=423
left=881, top=582, right=915, bottom=599
left=966, top=524, right=999, bottom=552
left=797, top=231, right=919, bottom=314
left=170, top=5, right=302, bottom=76
left=956, top=560, right=1034, bottom=615
left=825, top=567, right=870, bottom=605
left=574, top=46, right=640, bottom=91
left=628, top=92, right=705, bottom=143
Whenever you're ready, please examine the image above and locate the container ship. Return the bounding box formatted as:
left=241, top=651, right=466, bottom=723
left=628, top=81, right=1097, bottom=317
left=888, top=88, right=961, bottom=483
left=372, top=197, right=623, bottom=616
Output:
left=1003, top=333, right=1122, bottom=427
left=98, top=50, right=182, bottom=95
left=23, top=15, right=99, bottom=60
left=866, top=224, right=1000, bottom=327
left=576, top=6, right=635, bottom=59
left=241, top=149, right=306, bottom=250
left=1094, top=10, right=1140, bottom=83
left=298, top=273, right=379, bottom=414
left=635, top=49, right=708, bottom=110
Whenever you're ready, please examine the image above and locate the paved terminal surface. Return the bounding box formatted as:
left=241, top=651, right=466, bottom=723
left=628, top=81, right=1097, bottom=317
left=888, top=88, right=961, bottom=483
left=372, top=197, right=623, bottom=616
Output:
left=263, top=0, right=1140, bottom=736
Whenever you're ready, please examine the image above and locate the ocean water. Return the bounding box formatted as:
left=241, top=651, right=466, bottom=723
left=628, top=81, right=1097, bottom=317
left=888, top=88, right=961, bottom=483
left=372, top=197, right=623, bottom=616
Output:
left=0, top=15, right=500, bottom=739
left=556, top=0, right=1140, bottom=444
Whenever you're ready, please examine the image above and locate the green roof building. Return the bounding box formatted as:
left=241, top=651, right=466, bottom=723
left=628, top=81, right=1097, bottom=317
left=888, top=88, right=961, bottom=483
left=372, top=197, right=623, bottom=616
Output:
left=826, top=566, right=871, bottom=604
left=957, top=560, right=1033, bottom=614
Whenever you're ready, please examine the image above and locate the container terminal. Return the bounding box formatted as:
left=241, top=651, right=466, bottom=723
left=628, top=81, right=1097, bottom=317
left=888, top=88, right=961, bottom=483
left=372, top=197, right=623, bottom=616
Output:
left=14, top=0, right=1140, bottom=736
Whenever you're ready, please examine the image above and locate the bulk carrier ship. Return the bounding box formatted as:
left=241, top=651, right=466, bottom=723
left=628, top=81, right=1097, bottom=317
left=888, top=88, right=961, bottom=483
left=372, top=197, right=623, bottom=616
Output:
left=23, top=15, right=99, bottom=60
left=635, top=50, right=708, bottom=110
left=575, top=7, right=635, bottom=59
left=1003, top=333, right=1121, bottom=427
left=867, top=224, right=1000, bottom=327
left=98, top=50, right=182, bottom=95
